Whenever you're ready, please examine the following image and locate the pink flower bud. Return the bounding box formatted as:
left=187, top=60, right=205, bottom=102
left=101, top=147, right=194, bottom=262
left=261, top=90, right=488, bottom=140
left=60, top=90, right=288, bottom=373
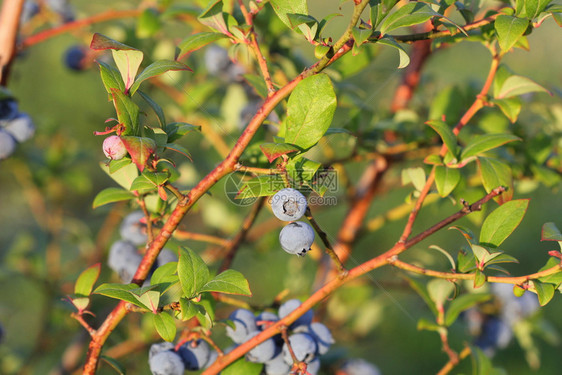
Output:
left=103, top=135, right=127, bottom=160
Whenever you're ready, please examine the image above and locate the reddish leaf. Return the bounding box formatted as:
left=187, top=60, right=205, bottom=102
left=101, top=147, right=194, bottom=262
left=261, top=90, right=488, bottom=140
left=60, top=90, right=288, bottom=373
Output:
left=90, top=33, right=138, bottom=51
left=121, top=136, right=156, bottom=172
left=259, top=142, right=299, bottom=163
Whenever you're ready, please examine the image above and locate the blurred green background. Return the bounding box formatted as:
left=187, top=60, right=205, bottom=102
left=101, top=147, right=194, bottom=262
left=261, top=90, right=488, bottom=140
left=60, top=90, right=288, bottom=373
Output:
left=0, top=0, right=561, bottom=374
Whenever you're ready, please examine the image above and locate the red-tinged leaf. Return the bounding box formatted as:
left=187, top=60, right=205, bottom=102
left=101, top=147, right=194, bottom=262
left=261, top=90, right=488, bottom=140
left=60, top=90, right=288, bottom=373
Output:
left=259, top=142, right=300, bottom=163
left=165, top=143, right=192, bottom=161
left=90, top=33, right=138, bottom=51
left=158, top=185, right=168, bottom=201
left=121, top=136, right=156, bottom=172
left=111, top=89, right=140, bottom=136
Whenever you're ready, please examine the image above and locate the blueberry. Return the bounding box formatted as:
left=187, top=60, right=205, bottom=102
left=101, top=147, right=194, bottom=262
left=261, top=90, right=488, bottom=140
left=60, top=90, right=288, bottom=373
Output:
left=226, top=308, right=257, bottom=344
left=340, top=358, right=381, bottom=375
left=256, top=311, right=279, bottom=331
left=120, top=211, right=148, bottom=246
left=282, top=333, right=317, bottom=364
left=0, top=130, right=16, bottom=160
left=156, top=248, right=178, bottom=267
left=278, top=299, right=313, bottom=328
left=204, top=45, right=231, bottom=75
left=0, top=99, right=18, bottom=122
left=103, top=135, right=127, bottom=160
left=149, top=342, right=175, bottom=360
left=270, top=188, right=307, bottom=221
left=107, top=240, right=142, bottom=283
left=178, top=339, right=210, bottom=371
left=64, top=45, right=88, bottom=71
left=4, top=113, right=35, bottom=143
left=279, top=222, right=315, bottom=257
left=204, top=350, right=218, bottom=368
left=491, top=283, right=538, bottom=326
left=148, top=350, right=185, bottom=375
left=264, top=351, right=291, bottom=375
left=299, top=322, right=334, bottom=355
left=245, top=331, right=277, bottom=363
left=306, top=357, right=321, bottom=375
left=474, top=316, right=512, bottom=354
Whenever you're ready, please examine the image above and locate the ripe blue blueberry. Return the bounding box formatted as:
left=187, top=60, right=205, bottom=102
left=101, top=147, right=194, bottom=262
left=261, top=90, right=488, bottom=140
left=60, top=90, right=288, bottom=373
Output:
left=279, top=221, right=315, bottom=257
left=156, top=248, right=178, bottom=267
left=306, top=322, right=334, bottom=355
left=270, top=188, right=307, bottom=221
left=340, top=358, right=381, bottom=375
left=256, top=311, right=279, bottom=331
left=149, top=342, right=175, bottom=360
left=0, top=99, right=18, bottom=122
left=264, top=352, right=290, bottom=375
left=120, top=211, right=148, bottom=246
left=245, top=331, right=277, bottom=363
left=205, top=350, right=218, bottom=368
left=0, top=130, right=16, bottom=160
left=178, top=339, right=210, bottom=371
left=64, top=45, right=88, bottom=71
left=282, top=332, right=317, bottom=364
left=278, top=299, right=313, bottom=328
left=474, top=316, right=512, bottom=355
left=148, top=350, right=185, bottom=375
left=307, top=357, right=321, bottom=375
left=226, top=308, right=257, bottom=344
left=103, top=135, right=127, bottom=160
left=108, top=240, right=142, bottom=283
left=4, top=113, right=35, bottom=143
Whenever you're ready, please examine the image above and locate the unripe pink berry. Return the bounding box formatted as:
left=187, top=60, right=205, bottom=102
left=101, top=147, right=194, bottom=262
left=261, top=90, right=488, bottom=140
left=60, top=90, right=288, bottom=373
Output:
left=103, top=135, right=127, bottom=160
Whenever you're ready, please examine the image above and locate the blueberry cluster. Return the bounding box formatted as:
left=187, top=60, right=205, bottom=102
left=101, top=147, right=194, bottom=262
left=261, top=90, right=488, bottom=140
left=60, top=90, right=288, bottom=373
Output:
left=0, top=97, right=35, bottom=160
left=108, top=211, right=177, bottom=283
left=225, top=299, right=334, bottom=374
left=148, top=339, right=218, bottom=375
left=465, top=283, right=539, bottom=356
left=270, top=188, right=315, bottom=257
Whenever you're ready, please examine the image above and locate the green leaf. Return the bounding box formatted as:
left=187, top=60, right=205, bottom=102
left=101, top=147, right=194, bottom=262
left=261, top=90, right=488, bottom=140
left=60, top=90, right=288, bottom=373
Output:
left=435, top=166, right=461, bottom=197
left=94, top=283, right=150, bottom=311
left=450, top=225, right=477, bottom=244
left=151, top=262, right=178, bottom=285
left=473, top=268, right=486, bottom=288
left=98, top=61, right=126, bottom=94
left=531, top=280, right=555, bottom=306
left=427, top=279, right=455, bottom=306
left=178, top=247, right=210, bottom=299
left=284, top=74, right=337, bottom=149
left=90, top=33, right=137, bottom=51
left=445, top=293, right=492, bottom=326
left=100, top=355, right=126, bottom=375
left=470, top=346, right=493, bottom=375
left=457, top=249, right=476, bottom=273
left=74, top=263, right=101, bottom=296
left=138, top=91, right=166, bottom=129
left=480, top=199, right=529, bottom=247
left=286, top=156, right=321, bottom=182
left=477, top=157, right=513, bottom=205
left=516, top=0, right=553, bottom=18
left=111, top=89, right=140, bottom=136
left=269, top=0, right=308, bottom=29
left=426, top=119, right=459, bottom=157
left=222, top=358, right=263, bottom=375
left=198, top=0, right=229, bottom=35
left=538, top=257, right=562, bottom=284
left=130, top=174, right=157, bottom=193
left=120, top=136, right=156, bottom=172
left=379, top=2, right=439, bottom=35
left=491, top=97, right=522, bottom=123
left=401, top=167, right=426, bottom=192
left=130, top=60, right=192, bottom=95
left=405, top=277, right=437, bottom=316
left=177, top=32, right=228, bottom=60
left=100, top=160, right=139, bottom=190
left=541, top=222, right=562, bottom=241
left=92, top=187, right=135, bottom=208
left=494, top=15, right=529, bottom=52
left=460, top=133, right=520, bottom=160
left=495, top=75, right=550, bottom=99
left=200, top=269, right=252, bottom=296
left=143, top=171, right=169, bottom=186
left=178, top=297, right=201, bottom=321
left=259, top=142, right=300, bottom=163
left=429, top=245, right=456, bottom=270
left=152, top=312, right=177, bottom=342
left=236, top=175, right=285, bottom=200
left=352, top=27, right=372, bottom=45
left=417, top=318, right=443, bottom=332
left=132, top=288, right=161, bottom=313
left=314, top=44, right=331, bottom=59
left=165, top=122, right=200, bottom=143
left=377, top=36, right=411, bottom=69
left=111, top=49, right=144, bottom=92
left=109, top=157, right=133, bottom=174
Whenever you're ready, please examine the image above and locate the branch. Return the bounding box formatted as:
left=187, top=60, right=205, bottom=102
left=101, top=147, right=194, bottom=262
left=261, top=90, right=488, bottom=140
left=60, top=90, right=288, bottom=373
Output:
left=437, top=345, right=472, bottom=375
left=0, top=0, right=24, bottom=85
left=305, top=207, right=347, bottom=273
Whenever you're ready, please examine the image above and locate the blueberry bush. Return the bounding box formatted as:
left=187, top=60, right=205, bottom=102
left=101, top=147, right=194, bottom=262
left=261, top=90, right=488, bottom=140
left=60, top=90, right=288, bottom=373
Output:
left=0, top=0, right=561, bottom=374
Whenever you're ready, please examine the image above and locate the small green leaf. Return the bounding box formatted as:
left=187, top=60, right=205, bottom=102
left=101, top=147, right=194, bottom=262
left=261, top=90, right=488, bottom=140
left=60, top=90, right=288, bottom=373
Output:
left=138, top=91, right=166, bottom=129
left=166, top=122, right=200, bottom=143
left=235, top=175, right=285, bottom=200
left=445, top=293, right=492, bottom=326
left=177, top=32, right=228, bottom=60
left=151, top=262, right=178, bottom=285
left=531, top=280, right=555, bottom=306
left=120, top=136, right=156, bottom=172
left=352, top=27, right=372, bottom=45
left=198, top=0, right=229, bottom=34
left=269, top=0, right=308, bottom=29
left=516, top=0, right=553, bottom=18
left=538, top=257, right=562, bottom=284
left=130, top=60, right=192, bottom=95
left=130, top=174, right=157, bottom=193
left=98, top=61, right=126, bottom=94
left=222, top=358, right=263, bottom=375
left=314, top=44, right=331, bottom=59
left=401, top=167, right=426, bottom=192
left=435, top=166, right=461, bottom=197
left=426, top=120, right=459, bottom=157
left=153, top=312, right=177, bottom=342
left=286, top=156, right=321, bottom=182
left=477, top=157, right=514, bottom=204
left=133, top=288, right=161, bottom=313
left=111, top=49, right=144, bottom=92
left=379, top=2, right=438, bottom=35
left=143, top=171, right=169, bottom=186
left=450, top=225, right=477, bottom=244
left=473, top=269, right=486, bottom=288
left=541, top=222, right=562, bottom=241
left=94, top=283, right=150, bottom=311
left=491, top=97, right=522, bottom=123
left=109, top=157, right=133, bottom=174
left=111, top=89, right=140, bottom=136
left=470, top=346, right=493, bottom=375
left=259, top=142, right=300, bottom=163
left=495, top=75, right=550, bottom=99
left=92, top=187, right=135, bottom=208
left=417, top=318, right=443, bottom=332
left=427, top=279, right=455, bottom=306
left=100, top=161, right=139, bottom=190
left=178, top=247, right=210, bottom=298
left=405, top=277, right=437, bottom=316
left=377, top=36, right=411, bottom=69
left=494, top=15, right=529, bottom=52
left=461, top=134, right=520, bottom=160
left=284, top=74, right=337, bottom=150
left=200, top=269, right=252, bottom=296
left=75, top=263, right=101, bottom=296
left=457, top=249, right=476, bottom=273
left=480, top=199, right=529, bottom=248
left=100, top=355, right=126, bottom=375
left=179, top=297, right=201, bottom=321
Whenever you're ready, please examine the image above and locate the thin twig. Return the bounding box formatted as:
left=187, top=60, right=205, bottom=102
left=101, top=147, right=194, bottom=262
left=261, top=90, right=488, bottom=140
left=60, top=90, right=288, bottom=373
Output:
left=305, top=208, right=347, bottom=273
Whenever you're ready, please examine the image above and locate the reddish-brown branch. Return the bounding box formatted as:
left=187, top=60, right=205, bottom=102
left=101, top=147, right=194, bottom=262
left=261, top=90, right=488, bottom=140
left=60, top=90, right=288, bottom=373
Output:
left=437, top=345, right=472, bottom=375
left=21, top=9, right=142, bottom=48
left=172, top=230, right=230, bottom=246
left=0, top=0, right=24, bottom=85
